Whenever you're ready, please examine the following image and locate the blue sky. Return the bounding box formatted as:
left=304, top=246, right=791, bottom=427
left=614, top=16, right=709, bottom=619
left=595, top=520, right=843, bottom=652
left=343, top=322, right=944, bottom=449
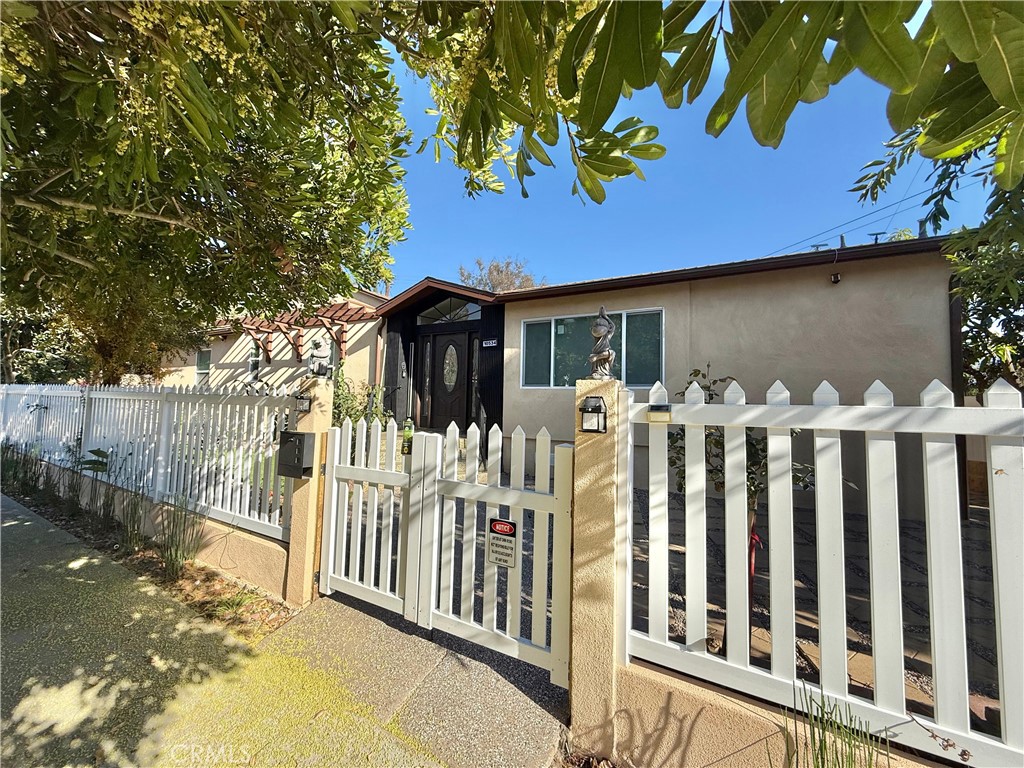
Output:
left=385, top=38, right=989, bottom=294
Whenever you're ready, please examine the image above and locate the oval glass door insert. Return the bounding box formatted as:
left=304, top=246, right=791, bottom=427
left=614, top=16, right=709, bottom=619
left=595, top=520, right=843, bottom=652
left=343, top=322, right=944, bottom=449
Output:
left=443, top=344, right=458, bottom=392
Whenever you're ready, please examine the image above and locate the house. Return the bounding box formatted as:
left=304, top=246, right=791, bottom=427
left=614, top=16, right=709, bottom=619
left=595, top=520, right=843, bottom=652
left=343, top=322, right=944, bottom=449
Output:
left=377, top=236, right=959, bottom=510
left=161, top=289, right=385, bottom=391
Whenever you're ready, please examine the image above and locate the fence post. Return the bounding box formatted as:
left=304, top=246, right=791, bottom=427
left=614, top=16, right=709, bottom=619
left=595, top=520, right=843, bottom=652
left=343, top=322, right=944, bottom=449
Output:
left=151, top=388, right=173, bottom=500
left=32, top=384, right=44, bottom=449
left=403, top=432, right=427, bottom=624
left=416, top=432, right=443, bottom=629
left=570, top=377, right=626, bottom=758
left=80, top=385, right=95, bottom=459
left=283, top=377, right=334, bottom=607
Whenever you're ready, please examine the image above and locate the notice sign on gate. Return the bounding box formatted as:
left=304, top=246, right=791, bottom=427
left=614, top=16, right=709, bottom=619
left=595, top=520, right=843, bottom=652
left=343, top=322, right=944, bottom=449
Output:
left=486, top=518, right=518, bottom=568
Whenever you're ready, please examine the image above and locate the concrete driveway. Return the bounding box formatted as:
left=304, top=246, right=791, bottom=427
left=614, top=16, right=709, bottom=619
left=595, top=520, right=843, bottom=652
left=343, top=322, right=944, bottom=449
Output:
left=1, top=496, right=564, bottom=767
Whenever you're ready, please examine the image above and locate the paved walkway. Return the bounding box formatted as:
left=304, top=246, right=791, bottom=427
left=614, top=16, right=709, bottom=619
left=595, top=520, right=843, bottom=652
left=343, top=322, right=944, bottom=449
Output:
left=0, top=496, right=565, bottom=767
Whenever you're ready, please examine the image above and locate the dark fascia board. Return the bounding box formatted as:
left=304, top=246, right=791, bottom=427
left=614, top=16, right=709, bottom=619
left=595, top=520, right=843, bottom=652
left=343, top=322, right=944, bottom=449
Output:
left=493, top=236, right=950, bottom=303
left=376, top=277, right=497, bottom=317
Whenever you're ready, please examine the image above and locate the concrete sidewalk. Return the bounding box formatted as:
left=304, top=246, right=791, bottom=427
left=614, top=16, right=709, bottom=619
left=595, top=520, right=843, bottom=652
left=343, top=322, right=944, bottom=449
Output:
left=0, top=496, right=564, bottom=767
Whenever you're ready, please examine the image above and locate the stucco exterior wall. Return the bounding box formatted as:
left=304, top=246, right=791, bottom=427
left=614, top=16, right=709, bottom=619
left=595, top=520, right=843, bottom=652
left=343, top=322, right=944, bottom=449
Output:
left=503, top=253, right=953, bottom=445
left=161, top=318, right=380, bottom=390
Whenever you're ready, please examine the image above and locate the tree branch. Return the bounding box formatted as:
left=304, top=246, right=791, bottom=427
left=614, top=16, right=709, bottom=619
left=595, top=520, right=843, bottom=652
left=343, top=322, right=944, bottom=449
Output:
left=12, top=195, right=203, bottom=234
left=7, top=232, right=97, bottom=270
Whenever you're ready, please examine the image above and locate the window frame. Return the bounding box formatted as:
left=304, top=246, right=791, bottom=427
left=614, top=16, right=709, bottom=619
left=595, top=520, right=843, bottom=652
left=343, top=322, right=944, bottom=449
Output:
left=247, top=340, right=261, bottom=382
left=195, top=347, right=212, bottom=385
left=519, top=306, right=665, bottom=390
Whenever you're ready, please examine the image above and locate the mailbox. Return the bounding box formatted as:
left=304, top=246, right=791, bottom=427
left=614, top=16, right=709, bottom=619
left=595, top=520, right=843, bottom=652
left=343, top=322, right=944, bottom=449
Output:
left=278, top=431, right=315, bottom=478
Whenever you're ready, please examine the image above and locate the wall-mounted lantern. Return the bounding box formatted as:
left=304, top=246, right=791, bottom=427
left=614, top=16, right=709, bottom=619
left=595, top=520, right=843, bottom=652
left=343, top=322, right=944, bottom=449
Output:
left=294, top=393, right=313, bottom=414
left=579, top=396, right=607, bottom=434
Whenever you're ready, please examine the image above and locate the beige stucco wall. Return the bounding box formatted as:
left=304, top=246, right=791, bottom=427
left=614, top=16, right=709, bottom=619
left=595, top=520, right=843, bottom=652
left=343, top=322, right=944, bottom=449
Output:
left=503, top=253, right=953, bottom=445
left=161, top=318, right=380, bottom=391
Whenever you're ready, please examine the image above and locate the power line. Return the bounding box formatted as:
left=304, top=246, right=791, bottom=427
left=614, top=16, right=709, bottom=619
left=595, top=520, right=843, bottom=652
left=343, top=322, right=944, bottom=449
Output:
left=762, top=178, right=984, bottom=258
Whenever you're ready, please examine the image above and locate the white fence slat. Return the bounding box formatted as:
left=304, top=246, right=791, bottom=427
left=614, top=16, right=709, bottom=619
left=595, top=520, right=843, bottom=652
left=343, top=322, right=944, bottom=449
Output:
left=350, top=419, right=367, bottom=583
left=813, top=381, right=847, bottom=696
left=440, top=422, right=459, bottom=615
left=617, top=389, right=635, bottom=665
left=723, top=381, right=749, bottom=667
left=683, top=382, right=708, bottom=652
left=402, top=432, right=425, bottom=624
left=381, top=419, right=398, bottom=594
left=532, top=427, right=552, bottom=647
left=648, top=382, right=670, bottom=645
left=550, top=443, right=573, bottom=688
left=508, top=426, right=526, bottom=640
left=460, top=423, right=480, bottom=623
left=364, top=420, right=382, bottom=587
left=320, top=427, right=342, bottom=595
left=921, top=381, right=970, bottom=733
left=336, top=420, right=353, bottom=579
left=863, top=381, right=905, bottom=713
left=417, top=433, right=442, bottom=629
left=483, top=425, right=502, bottom=633
left=984, top=380, right=1024, bottom=750
left=766, top=381, right=795, bottom=681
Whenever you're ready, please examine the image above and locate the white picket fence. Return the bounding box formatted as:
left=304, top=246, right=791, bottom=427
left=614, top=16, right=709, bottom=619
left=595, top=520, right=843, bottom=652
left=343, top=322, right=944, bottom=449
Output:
left=0, top=383, right=297, bottom=541
left=319, top=419, right=572, bottom=687
left=625, top=378, right=1023, bottom=766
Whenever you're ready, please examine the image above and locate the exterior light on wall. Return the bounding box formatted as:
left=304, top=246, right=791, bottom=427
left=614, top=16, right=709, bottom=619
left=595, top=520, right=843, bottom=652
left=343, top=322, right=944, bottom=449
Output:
left=579, top=396, right=607, bottom=434
left=831, top=272, right=841, bottom=285
left=294, top=393, right=313, bottom=414
left=646, top=403, right=672, bottom=423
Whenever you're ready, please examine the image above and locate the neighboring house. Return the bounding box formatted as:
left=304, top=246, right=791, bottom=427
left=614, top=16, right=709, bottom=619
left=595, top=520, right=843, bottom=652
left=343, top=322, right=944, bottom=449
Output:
left=161, top=289, right=385, bottom=391
left=377, top=236, right=960, bottom=510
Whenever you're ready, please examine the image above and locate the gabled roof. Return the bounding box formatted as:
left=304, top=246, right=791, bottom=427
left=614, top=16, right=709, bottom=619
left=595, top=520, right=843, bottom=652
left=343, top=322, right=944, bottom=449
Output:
left=375, top=277, right=497, bottom=318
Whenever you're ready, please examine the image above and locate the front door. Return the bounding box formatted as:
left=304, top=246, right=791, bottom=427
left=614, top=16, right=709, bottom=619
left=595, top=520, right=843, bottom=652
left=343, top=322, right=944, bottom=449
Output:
left=429, top=332, right=469, bottom=430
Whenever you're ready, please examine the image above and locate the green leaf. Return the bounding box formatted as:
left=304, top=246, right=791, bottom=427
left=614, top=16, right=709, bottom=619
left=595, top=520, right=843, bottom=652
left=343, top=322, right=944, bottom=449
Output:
left=994, top=119, right=1024, bottom=188
left=557, top=4, right=607, bottom=100
left=621, top=125, right=659, bottom=143
left=581, top=153, right=636, bottom=179
left=0, top=1, right=37, bottom=19
left=62, top=71, right=95, bottom=84
left=657, top=58, right=685, bottom=108
left=495, top=1, right=537, bottom=91
left=931, top=0, right=995, bottom=62
left=975, top=8, right=1024, bottom=110
left=578, top=5, right=625, bottom=135
left=664, top=1, right=705, bottom=41
left=826, top=41, right=856, bottom=84
left=793, top=3, right=841, bottom=98
left=496, top=92, right=534, bottom=125
left=886, top=13, right=953, bottom=131
left=626, top=142, right=667, bottom=160
left=613, top=116, right=644, bottom=133
left=861, top=1, right=904, bottom=29
left=215, top=5, right=250, bottom=52
left=705, top=91, right=736, bottom=136
left=75, top=85, right=97, bottom=119
left=720, top=1, right=805, bottom=115
left=616, top=1, right=663, bottom=89
left=800, top=57, right=831, bottom=103
left=746, top=44, right=802, bottom=148
left=525, top=134, right=554, bottom=166
left=927, top=80, right=1001, bottom=142
left=842, top=1, right=922, bottom=93
left=662, top=14, right=716, bottom=104
left=919, top=106, right=1012, bottom=157
left=576, top=160, right=607, bottom=203
left=686, top=26, right=717, bottom=103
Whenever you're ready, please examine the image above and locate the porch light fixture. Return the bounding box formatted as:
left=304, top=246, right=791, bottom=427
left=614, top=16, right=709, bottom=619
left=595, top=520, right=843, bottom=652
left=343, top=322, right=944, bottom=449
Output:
left=647, top=403, right=672, bottom=423
left=294, top=393, right=313, bottom=414
left=579, top=396, right=607, bottom=434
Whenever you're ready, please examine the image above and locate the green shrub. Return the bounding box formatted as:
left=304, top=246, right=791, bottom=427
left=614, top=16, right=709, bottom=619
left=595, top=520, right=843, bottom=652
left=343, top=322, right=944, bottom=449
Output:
left=120, top=482, right=149, bottom=552
left=332, top=362, right=390, bottom=426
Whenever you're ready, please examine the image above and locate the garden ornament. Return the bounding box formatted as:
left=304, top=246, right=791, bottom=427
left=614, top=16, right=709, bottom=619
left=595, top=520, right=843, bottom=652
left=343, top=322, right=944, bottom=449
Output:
left=589, top=306, right=616, bottom=380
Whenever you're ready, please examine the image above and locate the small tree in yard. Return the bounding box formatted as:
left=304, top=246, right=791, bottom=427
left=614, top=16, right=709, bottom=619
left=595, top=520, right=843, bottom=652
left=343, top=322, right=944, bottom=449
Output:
left=667, top=364, right=817, bottom=598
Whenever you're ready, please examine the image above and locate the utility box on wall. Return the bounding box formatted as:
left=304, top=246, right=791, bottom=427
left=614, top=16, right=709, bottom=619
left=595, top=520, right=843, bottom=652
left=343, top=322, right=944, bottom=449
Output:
left=278, top=431, right=315, bottom=478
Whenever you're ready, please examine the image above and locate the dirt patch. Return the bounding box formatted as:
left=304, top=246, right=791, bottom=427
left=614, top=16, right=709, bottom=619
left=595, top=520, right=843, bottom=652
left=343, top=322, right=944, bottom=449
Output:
left=8, top=491, right=296, bottom=644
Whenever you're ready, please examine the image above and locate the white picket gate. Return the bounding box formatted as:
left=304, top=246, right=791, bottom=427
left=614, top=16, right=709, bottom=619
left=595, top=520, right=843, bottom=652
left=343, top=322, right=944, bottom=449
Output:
left=625, top=378, right=1024, bottom=767
left=319, top=419, right=573, bottom=687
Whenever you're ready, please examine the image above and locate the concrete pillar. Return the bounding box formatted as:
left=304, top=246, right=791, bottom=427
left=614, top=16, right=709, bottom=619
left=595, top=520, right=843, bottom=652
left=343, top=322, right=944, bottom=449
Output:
left=570, top=377, right=625, bottom=756
left=283, top=378, right=333, bottom=607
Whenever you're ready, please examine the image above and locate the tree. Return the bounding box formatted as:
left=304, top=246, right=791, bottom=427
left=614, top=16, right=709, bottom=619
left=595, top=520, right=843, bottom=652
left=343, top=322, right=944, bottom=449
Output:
left=950, top=244, right=1023, bottom=396
left=1, top=1, right=410, bottom=372
left=458, top=257, right=545, bottom=292
left=0, top=303, right=92, bottom=384
left=385, top=1, right=1021, bottom=241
